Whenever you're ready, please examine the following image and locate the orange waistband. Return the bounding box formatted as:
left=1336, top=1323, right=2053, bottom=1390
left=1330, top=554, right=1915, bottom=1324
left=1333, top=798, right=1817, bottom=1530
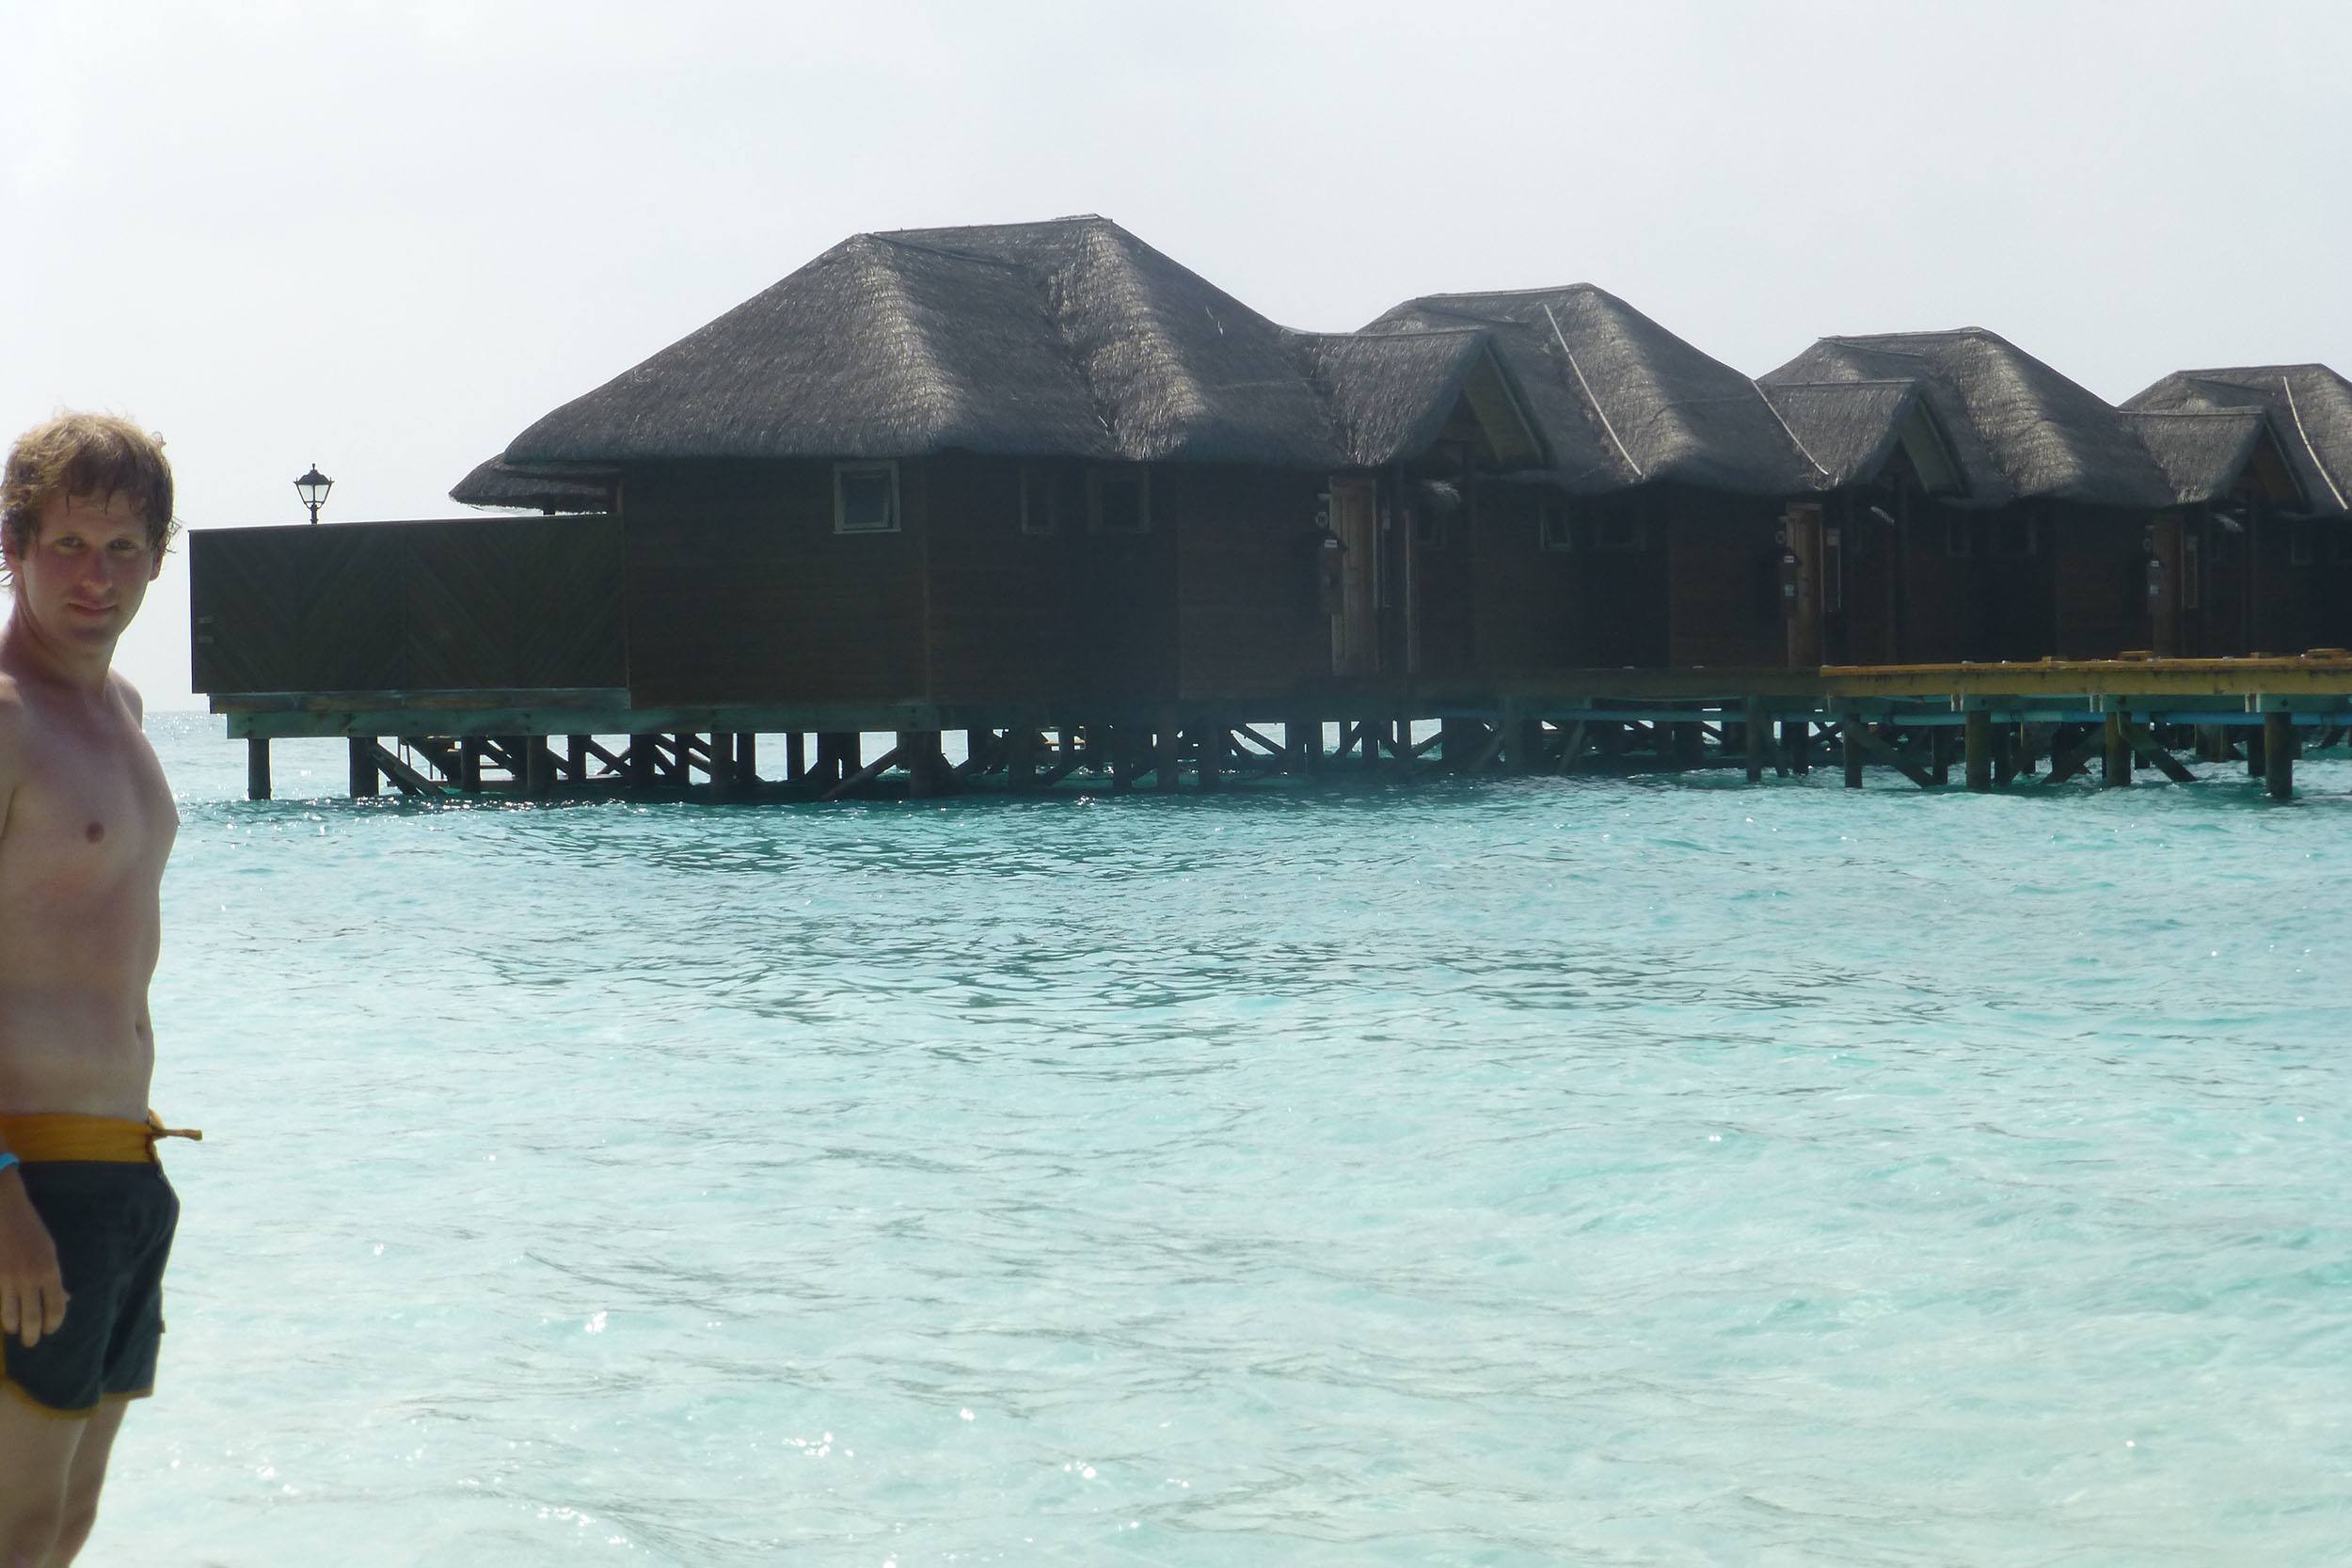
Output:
left=0, top=1113, right=201, bottom=1165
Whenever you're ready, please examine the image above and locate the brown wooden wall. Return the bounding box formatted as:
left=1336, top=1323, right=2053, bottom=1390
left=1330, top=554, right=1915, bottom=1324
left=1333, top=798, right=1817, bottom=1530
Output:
left=189, top=514, right=625, bottom=694
left=1167, top=465, right=1323, bottom=704
left=622, top=462, right=926, bottom=706
left=1663, top=491, right=1783, bottom=668
left=2049, top=506, right=2144, bottom=658
left=920, top=454, right=1175, bottom=706
left=1408, top=486, right=1477, bottom=682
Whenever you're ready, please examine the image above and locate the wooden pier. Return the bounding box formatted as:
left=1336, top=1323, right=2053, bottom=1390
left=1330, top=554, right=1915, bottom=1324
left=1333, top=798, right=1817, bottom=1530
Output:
left=215, top=655, right=2352, bottom=804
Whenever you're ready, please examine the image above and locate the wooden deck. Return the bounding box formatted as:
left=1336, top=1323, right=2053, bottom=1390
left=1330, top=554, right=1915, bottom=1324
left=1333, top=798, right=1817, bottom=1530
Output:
left=212, top=655, right=2352, bottom=803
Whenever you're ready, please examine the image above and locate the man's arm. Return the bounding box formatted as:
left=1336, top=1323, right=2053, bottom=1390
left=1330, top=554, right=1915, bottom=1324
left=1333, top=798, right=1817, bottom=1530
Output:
left=0, top=689, right=69, bottom=1350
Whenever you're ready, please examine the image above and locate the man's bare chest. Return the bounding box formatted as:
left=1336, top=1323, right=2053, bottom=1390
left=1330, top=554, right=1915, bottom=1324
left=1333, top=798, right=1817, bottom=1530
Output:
left=2, top=721, right=176, bottom=894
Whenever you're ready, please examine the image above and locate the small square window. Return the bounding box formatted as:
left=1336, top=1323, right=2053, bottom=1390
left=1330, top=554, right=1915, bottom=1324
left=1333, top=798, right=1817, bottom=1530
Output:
left=834, top=461, right=899, bottom=534
left=1595, top=515, right=1645, bottom=552
left=1088, top=466, right=1150, bottom=533
left=1943, top=515, right=1975, bottom=559
left=1538, top=500, right=1574, bottom=552
left=1020, top=464, right=1059, bottom=536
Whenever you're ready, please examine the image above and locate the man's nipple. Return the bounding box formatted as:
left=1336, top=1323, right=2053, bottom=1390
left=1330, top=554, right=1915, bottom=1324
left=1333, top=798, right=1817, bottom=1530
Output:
left=85, top=821, right=103, bottom=844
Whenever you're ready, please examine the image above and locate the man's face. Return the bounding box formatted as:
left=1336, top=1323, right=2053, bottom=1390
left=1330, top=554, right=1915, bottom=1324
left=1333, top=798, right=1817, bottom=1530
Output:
left=7, top=491, right=164, bottom=648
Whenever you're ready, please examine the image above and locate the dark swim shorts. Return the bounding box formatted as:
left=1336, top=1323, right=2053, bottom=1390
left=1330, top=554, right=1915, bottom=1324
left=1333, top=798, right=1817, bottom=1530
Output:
left=0, top=1116, right=183, bottom=1415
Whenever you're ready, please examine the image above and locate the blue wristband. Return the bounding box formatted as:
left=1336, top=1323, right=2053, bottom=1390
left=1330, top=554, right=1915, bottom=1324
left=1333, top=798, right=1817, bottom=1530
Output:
left=0, top=1151, right=17, bottom=1178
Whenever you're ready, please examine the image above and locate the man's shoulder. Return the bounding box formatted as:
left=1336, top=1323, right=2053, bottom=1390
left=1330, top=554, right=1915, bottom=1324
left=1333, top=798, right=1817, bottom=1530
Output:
left=106, top=670, right=145, bottom=724
left=0, top=675, right=24, bottom=787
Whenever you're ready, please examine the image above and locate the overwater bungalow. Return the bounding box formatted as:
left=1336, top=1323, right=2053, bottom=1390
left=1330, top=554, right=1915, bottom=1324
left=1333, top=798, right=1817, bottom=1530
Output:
left=2122, top=365, right=2352, bottom=655
left=1357, top=286, right=1823, bottom=676
left=1762, top=329, right=2180, bottom=664
left=460, top=215, right=1548, bottom=719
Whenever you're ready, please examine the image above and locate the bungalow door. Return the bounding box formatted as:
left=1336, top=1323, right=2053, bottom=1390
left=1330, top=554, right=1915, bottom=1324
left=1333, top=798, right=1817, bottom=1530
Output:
left=1329, top=478, right=1380, bottom=676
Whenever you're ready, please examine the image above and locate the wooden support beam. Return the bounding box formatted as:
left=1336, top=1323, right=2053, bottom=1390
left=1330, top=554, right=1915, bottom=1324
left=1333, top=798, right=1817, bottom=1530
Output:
left=348, top=736, right=380, bottom=799
left=1842, top=719, right=1864, bottom=788
left=246, top=736, right=272, bottom=801
left=1004, top=728, right=1039, bottom=791
left=523, top=736, right=556, bottom=799
left=1671, top=721, right=1707, bottom=768
left=1853, top=727, right=1937, bottom=788
left=1742, top=698, right=1766, bottom=784
left=953, top=731, right=1002, bottom=781
left=2014, top=722, right=2038, bottom=777
left=1783, top=719, right=1811, bottom=775
left=567, top=735, right=590, bottom=782
left=1929, top=726, right=1951, bottom=786
left=785, top=731, right=807, bottom=783
left=2102, top=713, right=2132, bottom=788
left=737, top=733, right=759, bottom=787
left=1199, top=727, right=1226, bottom=792
left=2124, top=724, right=2198, bottom=784
left=2264, top=712, right=2294, bottom=800
left=1964, top=710, right=1992, bottom=793
left=2042, top=727, right=2104, bottom=786
left=898, top=730, right=944, bottom=798
left=819, top=744, right=904, bottom=802
left=1233, top=723, right=1284, bottom=757
left=1553, top=721, right=1588, bottom=775
left=368, top=741, right=443, bottom=799
left=627, top=734, right=656, bottom=791
left=1154, top=721, right=1182, bottom=792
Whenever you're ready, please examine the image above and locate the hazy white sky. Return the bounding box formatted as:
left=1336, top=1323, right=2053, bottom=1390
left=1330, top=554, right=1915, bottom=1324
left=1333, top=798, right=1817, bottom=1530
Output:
left=6, top=0, right=2347, bottom=706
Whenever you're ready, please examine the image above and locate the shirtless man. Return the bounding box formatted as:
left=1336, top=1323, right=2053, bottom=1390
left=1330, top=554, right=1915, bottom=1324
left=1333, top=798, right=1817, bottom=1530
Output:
left=0, top=414, right=183, bottom=1567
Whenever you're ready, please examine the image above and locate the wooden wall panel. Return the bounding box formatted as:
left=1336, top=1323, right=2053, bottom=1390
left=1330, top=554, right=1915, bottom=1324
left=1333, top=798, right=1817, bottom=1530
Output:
left=2049, top=507, right=2145, bottom=658
left=188, top=515, right=624, bottom=695
left=1470, top=483, right=1582, bottom=675
left=1168, top=465, right=1323, bottom=704
left=1664, top=494, right=1780, bottom=668
left=189, top=530, right=301, bottom=692
left=624, top=462, right=925, bottom=706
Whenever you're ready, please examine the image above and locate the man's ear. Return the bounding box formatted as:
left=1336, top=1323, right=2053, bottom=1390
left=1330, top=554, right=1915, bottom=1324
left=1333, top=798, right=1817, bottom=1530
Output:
left=147, top=550, right=165, bottom=583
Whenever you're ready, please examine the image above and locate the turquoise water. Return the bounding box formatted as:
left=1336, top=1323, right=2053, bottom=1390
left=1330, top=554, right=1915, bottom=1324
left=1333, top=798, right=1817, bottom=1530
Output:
left=98, top=716, right=2352, bottom=1565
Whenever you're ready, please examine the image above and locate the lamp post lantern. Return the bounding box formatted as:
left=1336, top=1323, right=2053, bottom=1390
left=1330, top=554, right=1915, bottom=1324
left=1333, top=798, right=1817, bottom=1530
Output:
left=294, top=464, right=333, bottom=525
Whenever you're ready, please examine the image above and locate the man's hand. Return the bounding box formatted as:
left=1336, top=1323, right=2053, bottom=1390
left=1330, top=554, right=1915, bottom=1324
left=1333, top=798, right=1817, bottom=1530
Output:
left=0, top=1173, right=65, bottom=1349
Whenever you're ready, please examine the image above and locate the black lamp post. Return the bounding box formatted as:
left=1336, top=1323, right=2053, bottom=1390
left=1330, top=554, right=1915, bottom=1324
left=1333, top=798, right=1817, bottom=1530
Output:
left=294, top=464, right=333, bottom=525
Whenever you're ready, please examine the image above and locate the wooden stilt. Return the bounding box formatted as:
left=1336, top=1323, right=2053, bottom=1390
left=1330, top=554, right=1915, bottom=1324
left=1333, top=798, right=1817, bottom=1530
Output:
left=348, top=737, right=379, bottom=799
left=1742, top=699, right=1766, bottom=784
left=523, top=736, right=555, bottom=799
left=2124, top=723, right=2198, bottom=784
left=627, top=735, right=655, bottom=791
left=2014, top=722, right=2037, bottom=777
left=2264, top=713, right=2294, bottom=800
left=737, top=733, right=758, bottom=787
left=246, top=736, right=272, bottom=800
left=1842, top=718, right=1864, bottom=788
left=1964, top=710, right=1992, bottom=792
left=1153, top=719, right=1182, bottom=792
left=785, top=731, right=807, bottom=783
left=1784, top=719, right=1811, bottom=775
left=1005, top=727, right=1040, bottom=791
left=1199, top=728, right=1225, bottom=792
left=567, top=735, right=589, bottom=782
left=899, top=730, right=943, bottom=797
left=2103, top=713, right=2131, bottom=788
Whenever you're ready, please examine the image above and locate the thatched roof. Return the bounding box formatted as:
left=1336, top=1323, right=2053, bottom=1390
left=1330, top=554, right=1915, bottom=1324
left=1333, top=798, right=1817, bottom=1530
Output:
left=449, top=456, right=616, bottom=513
left=1765, top=329, right=2174, bottom=509
left=1759, top=379, right=1946, bottom=491
left=2121, top=409, right=2276, bottom=506
left=496, top=215, right=1539, bottom=476
left=1360, top=285, right=1825, bottom=497
left=2123, top=365, right=2351, bottom=515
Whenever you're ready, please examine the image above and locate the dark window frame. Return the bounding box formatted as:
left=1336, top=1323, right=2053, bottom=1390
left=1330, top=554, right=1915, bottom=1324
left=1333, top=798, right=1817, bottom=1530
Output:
left=833, top=460, right=900, bottom=535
